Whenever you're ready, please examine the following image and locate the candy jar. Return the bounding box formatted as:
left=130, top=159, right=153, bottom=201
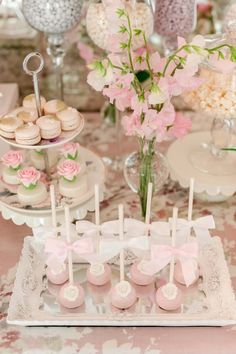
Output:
left=86, top=0, right=154, bottom=52
left=22, top=0, right=83, bottom=99
left=153, top=0, right=197, bottom=53
left=185, top=51, right=236, bottom=177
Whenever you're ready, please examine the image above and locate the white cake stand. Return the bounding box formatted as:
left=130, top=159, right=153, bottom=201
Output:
left=0, top=110, right=106, bottom=228
left=166, top=131, right=236, bottom=202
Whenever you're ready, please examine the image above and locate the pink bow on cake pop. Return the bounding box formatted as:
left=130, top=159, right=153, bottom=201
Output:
left=142, top=242, right=199, bottom=287
left=45, top=237, right=94, bottom=265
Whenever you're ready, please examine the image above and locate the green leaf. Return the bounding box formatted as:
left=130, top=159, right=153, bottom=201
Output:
left=120, top=42, right=128, bottom=49
left=116, top=8, right=125, bottom=18
left=184, top=46, right=191, bottom=53
left=218, top=50, right=225, bottom=59
left=135, top=70, right=150, bottom=83
left=136, top=56, right=143, bottom=64
left=134, top=29, right=142, bottom=36
left=119, top=25, right=127, bottom=33
left=230, top=46, right=236, bottom=62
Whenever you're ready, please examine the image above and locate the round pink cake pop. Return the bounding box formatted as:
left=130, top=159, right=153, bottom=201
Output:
left=58, top=282, right=85, bottom=309
left=46, top=263, right=69, bottom=285
left=130, top=261, right=155, bottom=286
left=87, top=263, right=111, bottom=286
left=156, top=283, right=183, bottom=311
left=174, top=260, right=200, bottom=286
left=111, top=280, right=137, bottom=309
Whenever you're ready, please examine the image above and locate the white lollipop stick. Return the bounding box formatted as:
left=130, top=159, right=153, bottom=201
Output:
left=145, top=182, right=153, bottom=231
left=50, top=184, right=57, bottom=231
left=187, top=178, right=195, bottom=241
left=169, top=207, right=178, bottom=284
left=119, top=204, right=124, bottom=282
left=94, top=184, right=101, bottom=255
left=188, top=178, right=194, bottom=222
left=65, top=206, right=74, bottom=285
left=95, top=184, right=100, bottom=227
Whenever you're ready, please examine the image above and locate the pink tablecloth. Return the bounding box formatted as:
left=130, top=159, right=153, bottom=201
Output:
left=1, top=113, right=236, bottom=354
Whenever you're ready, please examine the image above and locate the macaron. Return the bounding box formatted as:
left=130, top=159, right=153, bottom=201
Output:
left=23, top=94, right=46, bottom=111
left=56, top=107, right=81, bottom=131
left=15, top=124, right=41, bottom=145
left=36, top=115, right=61, bottom=140
left=16, top=108, right=38, bottom=123
left=43, top=99, right=67, bottom=115
left=0, top=116, right=24, bottom=139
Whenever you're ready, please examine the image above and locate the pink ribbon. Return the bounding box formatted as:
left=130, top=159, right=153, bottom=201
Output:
left=142, top=241, right=199, bottom=287
left=45, top=237, right=94, bottom=264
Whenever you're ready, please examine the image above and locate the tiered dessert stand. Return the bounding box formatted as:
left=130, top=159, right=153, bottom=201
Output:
left=0, top=53, right=105, bottom=229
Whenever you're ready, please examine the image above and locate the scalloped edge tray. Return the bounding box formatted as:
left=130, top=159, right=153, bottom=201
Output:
left=7, top=236, right=236, bottom=327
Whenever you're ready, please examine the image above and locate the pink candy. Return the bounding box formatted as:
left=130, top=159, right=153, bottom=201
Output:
left=58, top=282, right=85, bottom=309
left=154, top=0, right=196, bottom=42
left=87, top=263, right=111, bottom=286
left=130, top=262, right=155, bottom=286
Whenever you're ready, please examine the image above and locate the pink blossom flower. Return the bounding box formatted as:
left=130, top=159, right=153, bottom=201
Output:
left=148, top=82, right=169, bottom=105
left=77, top=42, right=94, bottom=64
left=103, top=85, right=133, bottom=111
left=131, top=94, right=149, bottom=115
left=122, top=113, right=142, bottom=136
left=17, top=167, right=41, bottom=188
left=149, top=52, right=166, bottom=73
left=208, top=53, right=235, bottom=74
left=60, top=142, right=80, bottom=160
left=117, top=73, right=134, bottom=87
left=87, top=60, right=114, bottom=91
left=57, top=160, right=81, bottom=181
left=156, top=102, right=175, bottom=126
left=168, top=113, right=192, bottom=138
left=1, top=150, right=23, bottom=169
left=174, top=69, right=204, bottom=91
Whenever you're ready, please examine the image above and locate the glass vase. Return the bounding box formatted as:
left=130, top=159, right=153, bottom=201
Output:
left=124, top=139, right=169, bottom=218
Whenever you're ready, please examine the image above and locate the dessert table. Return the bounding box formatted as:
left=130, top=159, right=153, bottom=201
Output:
left=1, top=112, right=236, bottom=354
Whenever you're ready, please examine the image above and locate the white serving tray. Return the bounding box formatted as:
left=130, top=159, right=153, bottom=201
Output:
left=7, top=236, right=236, bottom=327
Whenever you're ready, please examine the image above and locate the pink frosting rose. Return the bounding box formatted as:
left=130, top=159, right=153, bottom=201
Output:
left=60, top=142, right=80, bottom=160
left=1, top=150, right=23, bottom=169
left=17, top=167, right=41, bottom=187
left=57, top=159, right=81, bottom=181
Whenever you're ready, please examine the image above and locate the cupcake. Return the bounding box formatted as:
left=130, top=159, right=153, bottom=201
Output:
left=57, top=159, right=88, bottom=198
left=17, top=167, right=48, bottom=205
left=29, top=149, right=58, bottom=171
left=60, top=142, right=86, bottom=174
left=1, top=150, right=24, bottom=185
left=43, top=99, right=67, bottom=115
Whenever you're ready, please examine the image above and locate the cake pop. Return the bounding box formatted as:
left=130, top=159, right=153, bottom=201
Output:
left=174, top=178, right=200, bottom=286
left=130, top=183, right=154, bottom=286
left=87, top=184, right=111, bottom=286
left=46, top=185, right=69, bottom=285
left=111, top=205, right=137, bottom=309
left=58, top=206, right=85, bottom=308
left=156, top=208, right=183, bottom=311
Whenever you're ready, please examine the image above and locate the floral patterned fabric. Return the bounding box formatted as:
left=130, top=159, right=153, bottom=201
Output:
left=1, top=112, right=236, bottom=353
